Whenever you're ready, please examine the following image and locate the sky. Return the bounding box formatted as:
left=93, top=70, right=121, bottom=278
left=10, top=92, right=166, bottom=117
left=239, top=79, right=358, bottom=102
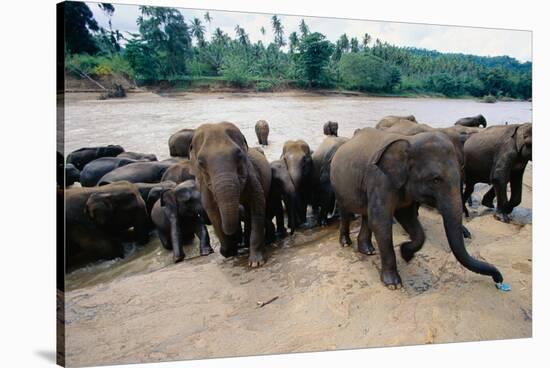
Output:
left=87, top=2, right=532, bottom=62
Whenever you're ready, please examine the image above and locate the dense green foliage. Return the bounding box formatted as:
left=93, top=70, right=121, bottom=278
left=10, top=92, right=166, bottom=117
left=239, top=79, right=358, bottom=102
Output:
left=65, top=3, right=532, bottom=99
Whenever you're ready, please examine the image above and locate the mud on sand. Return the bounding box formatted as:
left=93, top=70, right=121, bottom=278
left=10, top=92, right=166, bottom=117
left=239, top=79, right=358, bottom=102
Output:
left=63, top=165, right=532, bottom=367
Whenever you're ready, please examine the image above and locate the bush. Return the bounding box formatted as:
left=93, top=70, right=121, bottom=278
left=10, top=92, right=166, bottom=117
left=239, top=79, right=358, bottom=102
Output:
left=66, top=54, right=134, bottom=79
left=482, top=94, right=497, bottom=103
left=221, top=54, right=251, bottom=87
left=338, top=53, right=398, bottom=92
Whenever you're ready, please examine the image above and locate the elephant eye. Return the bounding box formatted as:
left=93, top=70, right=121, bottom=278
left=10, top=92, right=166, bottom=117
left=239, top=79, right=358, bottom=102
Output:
left=432, top=177, right=442, bottom=184
left=197, top=157, right=206, bottom=169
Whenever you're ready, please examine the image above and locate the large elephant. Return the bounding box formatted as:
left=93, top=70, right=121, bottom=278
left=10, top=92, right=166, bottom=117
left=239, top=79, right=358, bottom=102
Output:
left=65, top=164, right=81, bottom=187
left=330, top=128, right=504, bottom=289
left=268, top=160, right=297, bottom=236
left=323, top=121, right=339, bottom=136
left=281, top=140, right=313, bottom=225
left=117, top=151, right=158, bottom=161
left=255, top=120, right=269, bottom=145
left=168, top=128, right=194, bottom=158
left=455, top=114, right=487, bottom=128
left=311, top=136, right=349, bottom=225
left=65, top=181, right=149, bottom=270
left=160, top=160, right=195, bottom=183
left=375, top=115, right=417, bottom=130
left=80, top=157, right=142, bottom=187
left=463, top=123, right=532, bottom=222
left=97, top=161, right=174, bottom=185
left=66, top=145, right=125, bottom=170
left=190, top=122, right=271, bottom=267
left=151, top=180, right=213, bottom=262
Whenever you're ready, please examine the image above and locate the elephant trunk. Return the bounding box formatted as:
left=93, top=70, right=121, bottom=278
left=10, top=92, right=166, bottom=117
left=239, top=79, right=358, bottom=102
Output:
left=212, top=173, right=242, bottom=235
left=169, top=216, right=184, bottom=263
left=439, top=192, right=503, bottom=283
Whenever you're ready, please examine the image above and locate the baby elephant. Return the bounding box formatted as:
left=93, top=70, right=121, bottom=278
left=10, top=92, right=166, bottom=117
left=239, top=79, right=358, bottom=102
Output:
left=323, top=121, right=339, bottom=136
left=151, top=180, right=213, bottom=262
left=455, top=114, right=487, bottom=128
left=255, top=120, right=270, bottom=145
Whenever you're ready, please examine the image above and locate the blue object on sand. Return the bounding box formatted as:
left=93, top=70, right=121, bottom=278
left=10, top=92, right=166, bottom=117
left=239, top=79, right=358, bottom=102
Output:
left=495, top=282, right=511, bottom=292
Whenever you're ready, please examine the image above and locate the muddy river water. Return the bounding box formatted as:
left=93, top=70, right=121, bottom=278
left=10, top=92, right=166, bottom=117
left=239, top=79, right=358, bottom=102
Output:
left=62, top=91, right=533, bottom=366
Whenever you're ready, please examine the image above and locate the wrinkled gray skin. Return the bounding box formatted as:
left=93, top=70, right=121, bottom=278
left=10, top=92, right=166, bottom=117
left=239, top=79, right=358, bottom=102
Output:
left=268, top=160, right=297, bottom=237
left=323, top=121, right=339, bottom=136
left=169, top=128, right=195, bottom=158
left=463, top=123, right=532, bottom=222
left=65, top=181, right=149, bottom=271
left=281, top=140, right=313, bottom=226
left=375, top=115, right=417, bottom=130
left=134, top=181, right=177, bottom=216
left=117, top=151, right=158, bottom=161
left=151, top=180, right=213, bottom=262
left=80, top=157, right=142, bottom=187
left=98, top=161, right=174, bottom=185
left=160, top=160, right=195, bottom=183
left=65, top=164, right=81, bottom=187
left=331, top=128, right=503, bottom=289
left=455, top=114, right=487, bottom=128
left=255, top=120, right=269, bottom=145
left=311, top=136, right=349, bottom=226
left=190, top=122, right=271, bottom=267
left=67, top=145, right=125, bottom=170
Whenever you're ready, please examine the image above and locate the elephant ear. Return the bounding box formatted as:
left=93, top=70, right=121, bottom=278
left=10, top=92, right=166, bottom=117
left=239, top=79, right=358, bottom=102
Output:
left=371, top=138, right=410, bottom=190
left=84, top=193, right=113, bottom=219
left=160, top=190, right=176, bottom=208
left=514, top=123, right=532, bottom=152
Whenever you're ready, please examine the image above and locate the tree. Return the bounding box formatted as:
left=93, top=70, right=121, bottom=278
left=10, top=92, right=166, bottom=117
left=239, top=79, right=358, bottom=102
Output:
left=338, top=52, right=399, bottom=92
left=136, top=6, right=192, bottom=77
left=190, top=18, right=206, bottom=47
left=271, top=15, right=286, bottom=47
left=350, top=37, right=359, bottom=53
left=63, top=2, right=100, bottom=54
left=289, top=32, right=299, bottom=53
left=260, top=26, right=266, bottom=36
left=299, top=19, right=309, bottom=37
left=296, top=32, right=334, bottom=86
left=234, top=25, right=249, bottom=46
left=362, top=33, right=371, bottom=49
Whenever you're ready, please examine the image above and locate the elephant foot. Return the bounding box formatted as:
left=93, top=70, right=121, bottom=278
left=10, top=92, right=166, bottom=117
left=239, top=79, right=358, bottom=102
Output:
left=482, top=196, right=495, bottom=208
left=357, top=241, right=376, bottom=255
left=275, top=229, right=287, bottom=239
left=220, top=246, right=238, bottom=258
left=339, top=233, right=352, bottom=247
left=462, top=225, right=472, bottom=239
left=200, top=245, right=214, bottom=256
left=381, top=269, right=402, bottom=290
left=173, top=254, right=185, bottom=263
left=494, top=211, right=511, bottom=223
left=399, top=241, right=417, bottom=262
left=248, top=251, right=266, bottom=268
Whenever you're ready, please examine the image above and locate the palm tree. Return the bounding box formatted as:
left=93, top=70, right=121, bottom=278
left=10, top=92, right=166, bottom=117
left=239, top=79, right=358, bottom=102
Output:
left=362, top=33, right=371, bottom=49
left=299, top=19, right=309, bottom=37
left=213, top=27, right=228, bottom=44
left=271, top=15, right=285, bottom=48
left=289, top=31, right=299, bottom=53
left=260, top=26, right=266, bottom=36
left=235, top=25, right=249, bottom=46
left=191, top=18, right=206, bottom=47
left=204, top=11, right=212, bottom=24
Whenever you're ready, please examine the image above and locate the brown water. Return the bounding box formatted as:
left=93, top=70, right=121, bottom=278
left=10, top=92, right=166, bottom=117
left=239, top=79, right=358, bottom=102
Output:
left=63, top=91, right=532, bottom=291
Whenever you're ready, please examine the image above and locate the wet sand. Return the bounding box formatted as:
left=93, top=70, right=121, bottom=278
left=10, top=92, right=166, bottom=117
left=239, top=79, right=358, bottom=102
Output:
left=63, top=92, right=532, bottom=367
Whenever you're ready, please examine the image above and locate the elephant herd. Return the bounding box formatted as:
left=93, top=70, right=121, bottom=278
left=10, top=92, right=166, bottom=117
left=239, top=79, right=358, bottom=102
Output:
left=58, top=113, right=532, bottom=290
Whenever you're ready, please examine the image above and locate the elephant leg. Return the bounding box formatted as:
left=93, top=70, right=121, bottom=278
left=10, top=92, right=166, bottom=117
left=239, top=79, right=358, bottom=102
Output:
left=158, top=230, right=172, bottom=250
left=195, top=221, right=213, bottom=256
left=394, top=205, right=425, bottom=262
left=247, top=181, right=267, bottom=268
left=273, top=197, right=287, bottom=236
left=357, top=215, right=375, bottom=255
left=368, top=196, right=401, bottom=289
left=481, top=186, right=496, bottom=208
left=505, top=168, right=526, bottom=213
left=462, top=181, right=475, bottom=217
left=338, top=210, right=353, bottom=246
left=493, top=177, right=511, bottom=223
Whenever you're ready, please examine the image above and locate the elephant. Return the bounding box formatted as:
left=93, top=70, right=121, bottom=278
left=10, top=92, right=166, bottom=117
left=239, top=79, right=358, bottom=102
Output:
left=462, top=123, right=532, bottom=222
left=97, top=161, right=174, bottom=185
left=311, top=135, right=349, bottom=225
left=323, top=121, right=339, bottom=136
left=330, top=128, right=504, bottom=289
left=375, top=115, right=417, bottom=130
left=255, top=120, right=269, bottom=145
left=455, top=114, right=487, bottom=128
left=190, top=122, right=272, bottom=267
left=268, top=160, right=297, bottom=237
left=65, top=181, right=149, bottom=270
left=160, top=160, right=195, bottom=183
left=134, top=181, right=177, bottom=215
left=281, top=140, right=313, bottom=225
left=117, top=151, right=158, bottom=161
left=66, top=145, right=125, bottom=170
left=168, top=128, right=194, bottom=158
left=80, top=157, right=142, bottom=187
left=151, top=180, right=213, bottom=262
left=65, top=164, right=81, bottom=187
